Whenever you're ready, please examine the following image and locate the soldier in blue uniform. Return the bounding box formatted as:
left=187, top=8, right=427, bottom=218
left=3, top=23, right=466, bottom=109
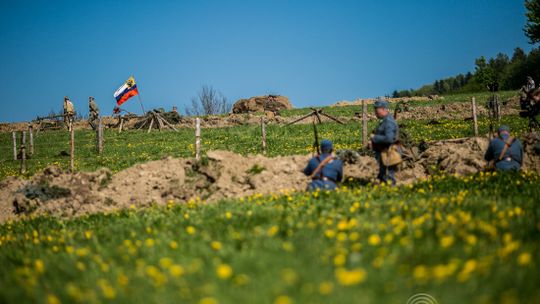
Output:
left=303, top=140, right=343, bottom=191
left=370, top=100, right=400, bottom=185
left=484, top=125, right=523, bottom=171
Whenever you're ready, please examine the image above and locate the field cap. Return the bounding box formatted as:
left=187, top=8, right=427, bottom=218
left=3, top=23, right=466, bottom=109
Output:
left=498, top=125, right=510, bottom=133
left=320, top=139, right=333, bottom=153
left=373, top=100, right=389, bottom=109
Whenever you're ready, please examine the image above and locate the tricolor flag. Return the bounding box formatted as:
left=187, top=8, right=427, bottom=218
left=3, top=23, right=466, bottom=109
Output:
left=114, top=76, right=139, bottom=106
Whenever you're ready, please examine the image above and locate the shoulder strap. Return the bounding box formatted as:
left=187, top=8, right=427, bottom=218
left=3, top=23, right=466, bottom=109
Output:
left=309, top=155, right=334, bottom=179
left=498, top=137, right=514, bottom=161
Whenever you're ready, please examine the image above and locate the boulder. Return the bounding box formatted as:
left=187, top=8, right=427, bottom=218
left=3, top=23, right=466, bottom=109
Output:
left=232, top=95, right=292, bottom=114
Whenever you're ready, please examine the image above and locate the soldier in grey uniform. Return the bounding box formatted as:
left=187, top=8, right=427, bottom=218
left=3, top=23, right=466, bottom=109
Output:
left=370, top=100, right=399, bottom=185
left=88, top=96, right=100, bottom=130
left=484, top=125, right=523, bottom=171
left=526, top=76, right=535, bottom=92
left=63, top=96, right=75, bottom=131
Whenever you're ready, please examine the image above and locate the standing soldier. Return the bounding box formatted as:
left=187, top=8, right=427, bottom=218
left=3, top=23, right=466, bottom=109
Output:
left=370, top=99, right=400, bottom=185
left=88, top=96, right=100, bottom=130
left=63, top=96, right=75, bottom=131
left=484, top=125, right=523, bottom=171
left=526, top=76, right=535, bottom=92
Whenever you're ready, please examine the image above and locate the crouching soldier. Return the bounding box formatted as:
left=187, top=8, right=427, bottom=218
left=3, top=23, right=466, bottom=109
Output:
left=370, top=99, right=400, bottom=185
left=303, top=140, right=343, bottom=191
left=484, top=125, right=523, bottom=171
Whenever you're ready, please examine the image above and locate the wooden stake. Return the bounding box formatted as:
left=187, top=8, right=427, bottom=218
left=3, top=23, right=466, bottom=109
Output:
left=99, top=118, right=104, bottom=154
left=471, top=97, right=478, bottom=137
left=12, top=131, right=17, bottom=161
left=20, top=131, right=26, bottom=174
left=147, top=118, right=154, bottom=133
left=362, top=99, right=368, bottom=147
left=137, top=117, right=149, bottom=130
left=156, top=114, right=165, bottom=131
left=97, top=118, right=103, bottom=154
left=70, top=127, right=75, bottom=172
left=261, top=116, right=267, bottom=155
left=158, top=114, right=179, bottom=132
left=29, top=126, right=34, bottom=156
left=195, top=118, right=201, bottom=161
left=119, top=117, right=124, bottom=133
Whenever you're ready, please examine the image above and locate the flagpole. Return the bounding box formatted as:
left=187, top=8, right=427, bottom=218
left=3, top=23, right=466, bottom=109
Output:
left=137, top=94, right=146, bottom=114
left=133, top=74, right=146, bottom=114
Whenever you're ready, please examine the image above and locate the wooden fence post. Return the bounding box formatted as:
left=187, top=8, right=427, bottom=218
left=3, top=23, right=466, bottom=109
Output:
left=261, top=117, right=267, bottom=155
left=29, top=125, right=34, bottom=156
left=70, top=127, right=75, bottom=172
left=195, top=118, right=201, bottom=161
left=362, top=99, right=368, bottom=147
left=12, top=131, right=17, bottom=161
left=96, top=118, right=103, bottom=154
left=118, top=117, right=124, bottom=133
left=471, top=97, right=479, bottom=137
left=20, top=131, right=26, bottom=174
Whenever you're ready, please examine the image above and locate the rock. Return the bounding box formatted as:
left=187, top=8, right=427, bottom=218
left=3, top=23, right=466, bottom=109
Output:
left=232, top=95, right=293, bottom=114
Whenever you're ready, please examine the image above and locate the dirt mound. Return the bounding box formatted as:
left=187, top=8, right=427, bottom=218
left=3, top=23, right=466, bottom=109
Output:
left=397, top=102, right=520, bottom=121
left=232, top=95, right=293, bottom=114
left=1, top=136, right=539, bottom=223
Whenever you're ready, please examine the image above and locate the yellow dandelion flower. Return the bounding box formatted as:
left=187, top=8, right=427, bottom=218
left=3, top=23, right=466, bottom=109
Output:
left=413, top=265, right=428, bottom=281
left=199, top=297, right=218, bottom=304
left=274, top=295, right=292, bottom=304
left=368, top=234, right=381, bottom=246
left=186, top=226, right=196, bottom=235
left=216, top=264, right=233, bottom=280
left=319, top=281, right=334, bottom=295
left=334, top=254, right=346, bottom=267
left=47, top=294, right=60, bottom=304
left=169, top=265, right=185, bottom=277
left=335, top=267, right=367, bottom=286
left=517, top=252, right=531, bottom=266
left=144, top=238, right=155, bottom=247
left=440, top=235, right=454, bottom=248
left=211, top=241, right=222, bottom=251
left=117, top=273, right=129, bottom=286
left=84, top=230, right=93, bottom=239
left=34, top=259, right=45, bottom=274
left=159, top=257, right=173, bottom=269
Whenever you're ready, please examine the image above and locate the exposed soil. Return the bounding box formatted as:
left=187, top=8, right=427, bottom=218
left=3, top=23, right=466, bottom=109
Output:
left=1, top=135, right=539, bottom=223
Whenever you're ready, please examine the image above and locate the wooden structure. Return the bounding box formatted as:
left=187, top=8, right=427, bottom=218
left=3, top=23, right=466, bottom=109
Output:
left=136, top=111, right=178, bottom=133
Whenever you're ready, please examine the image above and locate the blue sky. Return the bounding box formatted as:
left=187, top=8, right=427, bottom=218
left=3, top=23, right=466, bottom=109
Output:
left=0, top=0, right=533, bottom=122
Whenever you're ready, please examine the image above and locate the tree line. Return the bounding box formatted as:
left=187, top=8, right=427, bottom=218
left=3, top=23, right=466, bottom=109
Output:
left=392, top=0, right=540, bottom=98
left=391, top=47, right=540, bottom=98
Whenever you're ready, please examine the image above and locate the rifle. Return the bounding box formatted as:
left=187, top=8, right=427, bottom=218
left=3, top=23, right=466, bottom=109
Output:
left=312, top=120, right=320, bottom=155
left=35, top=114, right=64, bottom=121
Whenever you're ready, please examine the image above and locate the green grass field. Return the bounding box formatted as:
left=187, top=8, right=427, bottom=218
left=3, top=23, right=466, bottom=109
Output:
left=1, top=90, right=539, bottom=304
left=0, top=113, right=531, bottom=180
left=1, top=172, right=539, bottom=303
left=280, top=90, right=519, bottom=118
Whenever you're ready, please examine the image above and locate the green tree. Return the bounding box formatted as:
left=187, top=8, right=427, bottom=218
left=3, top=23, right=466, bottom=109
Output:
left=511, top=47, right=527, bottom=63
left=525, top=0, right=540, bottom=44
